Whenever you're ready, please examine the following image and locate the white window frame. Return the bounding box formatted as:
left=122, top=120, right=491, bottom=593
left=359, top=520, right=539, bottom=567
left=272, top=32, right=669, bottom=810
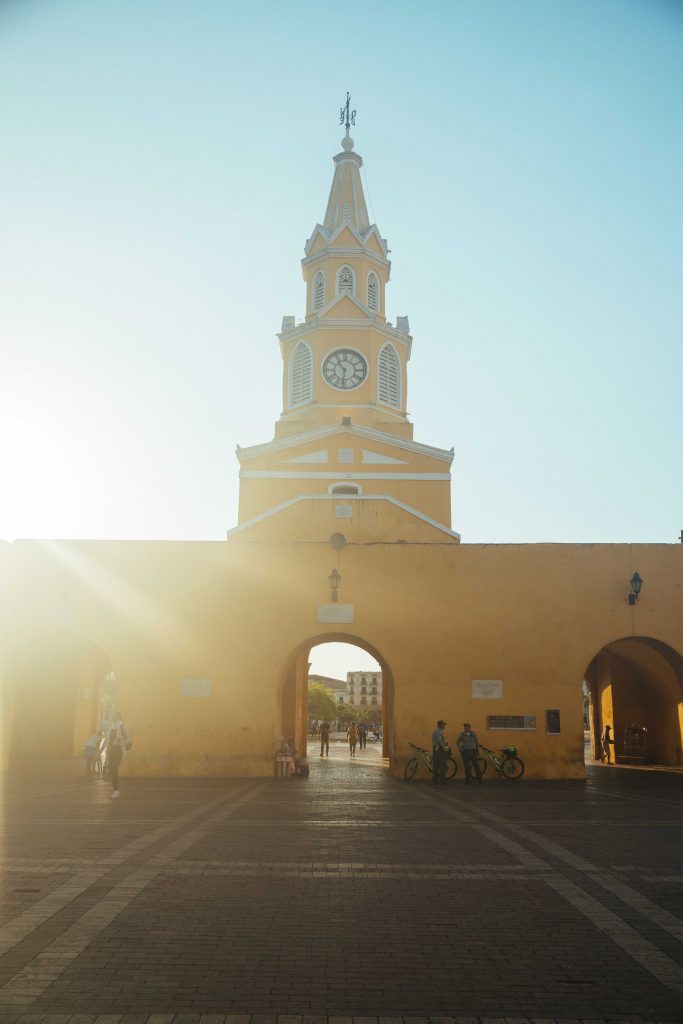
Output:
left=336, top=265, right=356, bottom=296
left=288, top=340, right=313, bottom=408
left=377, top=342, right=401, bottom=409
left=367, top=272, right=379, bottom=311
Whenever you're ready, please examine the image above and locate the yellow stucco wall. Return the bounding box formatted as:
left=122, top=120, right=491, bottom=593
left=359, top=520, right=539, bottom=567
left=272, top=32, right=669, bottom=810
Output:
left=2, top=535, right=681, bottom=779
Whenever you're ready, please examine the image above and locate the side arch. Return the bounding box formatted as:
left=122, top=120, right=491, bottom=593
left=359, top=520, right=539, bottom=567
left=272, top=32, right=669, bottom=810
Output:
left=583, top=635, right=683, bottom=766
left=5, top=631, right=112, bottom=769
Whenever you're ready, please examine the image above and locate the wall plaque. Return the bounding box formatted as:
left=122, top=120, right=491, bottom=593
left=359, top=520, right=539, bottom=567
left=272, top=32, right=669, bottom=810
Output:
left=180, top=677, right=212, bottom=698
left=471, top=679, right=503, bottom=699
left=335, top=505, right=353, bottom=518
left=317, top=603, right=354, bottom=623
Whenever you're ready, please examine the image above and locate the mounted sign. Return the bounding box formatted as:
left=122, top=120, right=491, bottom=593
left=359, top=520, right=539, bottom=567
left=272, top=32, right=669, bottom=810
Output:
left=471, top=679, right=503, bottom=699
left=180, top=678, right=212, bottom=698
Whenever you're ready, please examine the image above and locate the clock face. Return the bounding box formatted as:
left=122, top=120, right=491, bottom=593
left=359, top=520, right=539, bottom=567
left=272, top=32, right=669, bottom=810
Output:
left=322, top=349, right=368, bottom=390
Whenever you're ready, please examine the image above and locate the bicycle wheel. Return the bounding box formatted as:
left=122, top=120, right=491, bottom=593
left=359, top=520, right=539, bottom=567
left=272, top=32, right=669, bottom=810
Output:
left=445, top=757, right=457, bottom=779
left=502, top=756, right=524, bottom=779
left=477, top=756, right=487, bottom=777
left=404, top=757, right=419, bottom=779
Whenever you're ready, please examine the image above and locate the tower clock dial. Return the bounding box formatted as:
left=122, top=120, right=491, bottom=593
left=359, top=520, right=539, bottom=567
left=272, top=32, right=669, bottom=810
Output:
left=322, top=349, right=368, bottom=390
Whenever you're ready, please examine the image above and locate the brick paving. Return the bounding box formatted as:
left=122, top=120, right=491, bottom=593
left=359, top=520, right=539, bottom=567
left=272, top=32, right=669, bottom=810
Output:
left=1, top=742, right=682, bottom=1024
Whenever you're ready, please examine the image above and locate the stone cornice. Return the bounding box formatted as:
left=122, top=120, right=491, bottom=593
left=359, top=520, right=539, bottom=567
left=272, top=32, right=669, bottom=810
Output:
left=277, top=316, right=412, bottom=357
left=235, top=421, right=454, bottom=465
left=301, top=247, right=391, bottom=278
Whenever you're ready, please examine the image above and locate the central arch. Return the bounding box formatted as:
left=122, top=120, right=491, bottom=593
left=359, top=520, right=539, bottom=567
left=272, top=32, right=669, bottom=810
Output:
left=278, top=632, right=395, bottom=766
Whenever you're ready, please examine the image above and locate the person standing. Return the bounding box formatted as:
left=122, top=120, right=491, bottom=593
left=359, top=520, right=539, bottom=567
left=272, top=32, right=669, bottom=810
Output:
left=601, top=724, right=615, bottom=763
left=347, top=721, right=358, bottom=757
left=106, top=713, right=132, bottom=800
left=320, top=720, right=330, bottom=757
left=431, top=719, right=449, bottom=785
left=358, top=720, right=368, bottom=750
left=456, top=722, right=482, bottom=785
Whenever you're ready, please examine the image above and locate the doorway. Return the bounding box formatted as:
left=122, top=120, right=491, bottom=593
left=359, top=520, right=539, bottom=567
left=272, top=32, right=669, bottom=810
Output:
left=279, top=633, right=394, bottom=770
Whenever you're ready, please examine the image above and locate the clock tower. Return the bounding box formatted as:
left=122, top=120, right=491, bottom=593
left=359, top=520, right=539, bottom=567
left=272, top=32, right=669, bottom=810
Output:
left=232, top=110, right=459, bottom=544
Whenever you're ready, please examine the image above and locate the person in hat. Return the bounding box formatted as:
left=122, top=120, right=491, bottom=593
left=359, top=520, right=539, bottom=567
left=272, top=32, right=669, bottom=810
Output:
left=456, top=722, right=483, bottom=785
left=431, top=719, right=450, bottom=786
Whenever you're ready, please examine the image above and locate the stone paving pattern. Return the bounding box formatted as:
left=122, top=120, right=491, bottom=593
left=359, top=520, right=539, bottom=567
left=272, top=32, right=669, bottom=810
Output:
left=1, top=743, right=682, bottom=1024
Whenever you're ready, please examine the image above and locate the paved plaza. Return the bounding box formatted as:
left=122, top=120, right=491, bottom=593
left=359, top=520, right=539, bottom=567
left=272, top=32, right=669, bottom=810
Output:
left=1, top=742, right=682, bottom=1024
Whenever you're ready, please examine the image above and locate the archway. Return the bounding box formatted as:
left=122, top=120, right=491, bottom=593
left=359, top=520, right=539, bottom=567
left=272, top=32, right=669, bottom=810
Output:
left=7, top=632, right=112, bottom=770
left=278, top=632, right=395, bottom=769
left=583, top=636, right=683, bottom=767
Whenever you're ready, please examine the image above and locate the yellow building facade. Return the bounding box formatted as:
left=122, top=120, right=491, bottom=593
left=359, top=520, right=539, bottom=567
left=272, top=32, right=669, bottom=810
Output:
left=2, top=129, right=682, bottom=779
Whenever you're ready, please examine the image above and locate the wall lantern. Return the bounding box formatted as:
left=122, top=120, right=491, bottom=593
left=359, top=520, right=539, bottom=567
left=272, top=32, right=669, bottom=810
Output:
left=328, top=568, right=341, bottom=602
left=628, top=572, right=643, bottom=606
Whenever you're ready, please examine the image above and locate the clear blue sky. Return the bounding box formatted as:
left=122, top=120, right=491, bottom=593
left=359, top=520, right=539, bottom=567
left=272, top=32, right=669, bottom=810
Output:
left=1, top=0, right=681, bottom=553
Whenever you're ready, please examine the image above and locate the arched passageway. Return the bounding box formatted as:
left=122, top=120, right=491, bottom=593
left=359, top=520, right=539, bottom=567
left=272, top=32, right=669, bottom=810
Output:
left=278, top=633, right=394, bottom=768
left=7, top=632, right=113, bottom=768
left=584, top=636, right=683, bottom=767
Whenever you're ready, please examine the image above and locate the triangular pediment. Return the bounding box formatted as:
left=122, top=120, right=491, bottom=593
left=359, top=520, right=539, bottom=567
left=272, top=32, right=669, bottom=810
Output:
left=327, top=220, right=366, bottom=248
left=319, top=291, right=371, bottom=320
left=329, top=226, right=361, bottom=249
left=363, top=227, right=386, bottom=255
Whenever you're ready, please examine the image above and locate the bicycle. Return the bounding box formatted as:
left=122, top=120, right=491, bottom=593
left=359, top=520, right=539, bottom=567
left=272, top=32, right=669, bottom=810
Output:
left=404, top=742, right=458, bottom=780
left=477, top=744, right=525, bottom=780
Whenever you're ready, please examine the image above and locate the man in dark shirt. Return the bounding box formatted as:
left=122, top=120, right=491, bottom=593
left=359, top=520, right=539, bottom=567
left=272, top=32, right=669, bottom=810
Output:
left=320, top=720, right=330, bottom=757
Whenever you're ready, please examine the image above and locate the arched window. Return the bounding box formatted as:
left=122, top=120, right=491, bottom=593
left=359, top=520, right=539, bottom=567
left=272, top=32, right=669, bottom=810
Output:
left=377, top=343, right=401, bottom=409
left=288, top=341, right=312, bottom=407
left=313, top=272, right=325, bottom=310
left=337, top=266, right=354, bottom=294
left=329, top=484, right=361, bottom=495
left=367, top=273, right=378, bottom=311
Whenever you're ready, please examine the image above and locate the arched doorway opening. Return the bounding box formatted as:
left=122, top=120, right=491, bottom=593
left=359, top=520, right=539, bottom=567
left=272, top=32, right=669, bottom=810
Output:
left=278, top=633, right=394, bottom=770
left=7, top=632, right=113, bottom=772
left=583, top=636, right=683, bottom=767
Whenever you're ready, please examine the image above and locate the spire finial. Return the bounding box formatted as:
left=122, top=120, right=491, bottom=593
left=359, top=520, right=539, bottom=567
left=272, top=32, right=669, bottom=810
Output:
left=339, top=91, right=356, bottom=151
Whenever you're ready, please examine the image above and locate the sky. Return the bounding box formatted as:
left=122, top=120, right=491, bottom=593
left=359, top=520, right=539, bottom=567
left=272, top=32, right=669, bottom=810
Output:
left=1, top=0, right=682, bottom=594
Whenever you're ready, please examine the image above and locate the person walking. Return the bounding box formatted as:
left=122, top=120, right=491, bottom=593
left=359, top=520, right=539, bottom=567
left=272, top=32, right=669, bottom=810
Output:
left=320, top=720, right=330, bottom=757
left=358, top=720, right=368, bottom=750
left=456, top=722, right=483, bottom=785
left=601, top=724, right=615, bottom=764
left=347, top=721, right=358, bottom=757
left=106, top=713, right=132, bottom=799
left=431, top=719, right=450, bottom=785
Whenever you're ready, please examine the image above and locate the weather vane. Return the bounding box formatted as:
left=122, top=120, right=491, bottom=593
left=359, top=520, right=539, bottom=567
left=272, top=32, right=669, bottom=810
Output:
left=339, top=92, right=356, bottom=134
